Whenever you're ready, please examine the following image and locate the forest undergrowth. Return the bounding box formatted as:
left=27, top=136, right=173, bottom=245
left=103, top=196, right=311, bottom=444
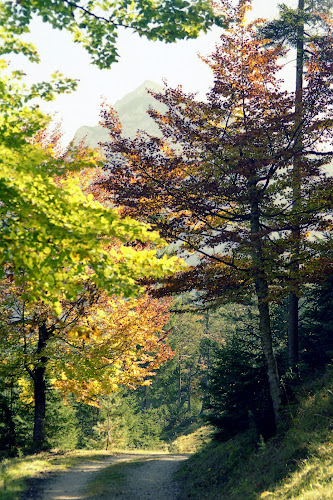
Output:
left=178, top=367, right=333, bottom=499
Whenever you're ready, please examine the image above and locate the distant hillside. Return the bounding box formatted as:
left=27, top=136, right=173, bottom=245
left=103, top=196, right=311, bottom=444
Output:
left=73, top=80, right=165, bottom=148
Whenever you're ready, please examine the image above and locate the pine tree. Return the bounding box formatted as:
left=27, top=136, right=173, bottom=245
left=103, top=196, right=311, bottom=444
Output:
left=258, top=0, right=333, bottom=370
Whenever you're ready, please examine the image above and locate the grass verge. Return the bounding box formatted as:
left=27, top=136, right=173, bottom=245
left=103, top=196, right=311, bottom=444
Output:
left=177, top=367, right=333, bottom=499
left=169, top=426, right=214, bottom=453
left=0, top=449, right=115, bottom=500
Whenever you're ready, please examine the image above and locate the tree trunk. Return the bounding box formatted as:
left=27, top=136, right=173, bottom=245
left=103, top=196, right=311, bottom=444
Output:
left=200, top=311, right=210, bottom=414
left=288, top=0, right=304, bottom=370
left=33, top=364, right=47, bottom=446
left=105, top=404, right=110, bottom=450
left=288, top=292, right=299, bottom=368
left=32, top=322, right=52, bottom=450
left=255, top=277, right=281, bottom=425
left=250, top=191, right=281, bottom=426
left=0, top=394, right=16, bottom=455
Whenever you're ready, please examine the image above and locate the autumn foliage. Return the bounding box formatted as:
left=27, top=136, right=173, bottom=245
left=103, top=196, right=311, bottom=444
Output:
left=51, top=293, right=173, bottom=401
left=1, top=0, right=332, bottom=457
left=0, top=277, right=173, bottom=402
left=94, top=0, right=333, bottom=425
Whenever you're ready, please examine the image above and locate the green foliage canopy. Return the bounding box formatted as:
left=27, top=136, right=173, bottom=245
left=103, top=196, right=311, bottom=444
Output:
left=0, top=0, right=226, bottom=68
left=0, top=21, right=181, bottom=315
left=0, top=137, right=179, bottom=313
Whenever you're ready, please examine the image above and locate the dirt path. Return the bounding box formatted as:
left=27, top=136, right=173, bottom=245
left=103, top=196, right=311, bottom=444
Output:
left=22, top=453, right=189, bottom=500
left=112, top=454, right=189, bottom=500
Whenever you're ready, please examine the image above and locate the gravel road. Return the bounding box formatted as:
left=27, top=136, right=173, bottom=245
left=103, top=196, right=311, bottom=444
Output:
left=21, top=453, right=189, bottom=500
left=113, top=454, right=189, bottom=500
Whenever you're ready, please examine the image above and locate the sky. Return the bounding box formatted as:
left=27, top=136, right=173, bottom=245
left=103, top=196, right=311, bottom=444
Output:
left=12, top=0, right=297, bottom=143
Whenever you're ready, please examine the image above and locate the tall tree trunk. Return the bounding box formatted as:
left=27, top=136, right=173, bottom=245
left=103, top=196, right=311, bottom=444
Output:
left=105, top=401, right=110, bottom=450
left=288, top=291, right=299, bottom=368
left=33, top=364, right=47, bottom=446
left=0, top=394, right=16, bottom=455
left=255, top=277, right=280, bottom=425
left=288, top=0, right=304, bottom=370
left=251, top=191, right=281, bottom=426
left=32, top=322, right=52, bottom=450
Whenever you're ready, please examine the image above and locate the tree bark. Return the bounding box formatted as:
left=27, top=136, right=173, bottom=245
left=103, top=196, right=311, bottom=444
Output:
left=288, top=0, right=304, bottom=370
left=250, top=190, right=281, bottom=426
left=255, top=277, right=280, bottom=425
left=105, top=403, right=110, bottom=450
left=0, top=394, right=16, bottom=455
left=200, top=311, right=210, bottom=414
left=32, top=322, right=52, bottom=450
left=33, top=363, right=47, bottom=446
left=288, top=291, right=299, bottom=368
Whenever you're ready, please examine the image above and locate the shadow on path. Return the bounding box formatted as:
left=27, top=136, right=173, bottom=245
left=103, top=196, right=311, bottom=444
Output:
left=21, top=453, right=189, bottom=500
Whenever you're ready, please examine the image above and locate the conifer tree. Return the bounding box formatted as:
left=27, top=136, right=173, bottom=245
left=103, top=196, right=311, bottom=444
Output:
left=258, top=0, right=333, bottom=370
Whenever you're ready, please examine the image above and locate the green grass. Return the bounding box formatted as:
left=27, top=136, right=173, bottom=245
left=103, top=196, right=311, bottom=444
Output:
left=169, top=425, right=214, bottom=453
left=177, top=367, right=333, bottom=499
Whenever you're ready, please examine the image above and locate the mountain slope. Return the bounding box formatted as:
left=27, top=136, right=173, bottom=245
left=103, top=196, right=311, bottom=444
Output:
left=73, top=80, right=165, bottom=148
left=177, top=367, right=333, bottom=499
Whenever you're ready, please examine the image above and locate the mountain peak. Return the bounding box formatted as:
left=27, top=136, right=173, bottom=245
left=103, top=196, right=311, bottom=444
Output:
left=113, top=80, right=163, bottom=112
left=73, top=81, right=165, bottom=147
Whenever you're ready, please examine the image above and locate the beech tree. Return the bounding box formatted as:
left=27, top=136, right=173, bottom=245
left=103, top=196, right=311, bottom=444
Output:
left=0, top=94, right=179, bottom=449
left=0, top=0, right=226, bottom=68
left=0, top=18, right=182, bottom=451
left=0, top=278, right=173, bottom=449
left=0, top=19, right=181, bottom=313
left=0, top=72, right=180, bottom=312
left=95, top=0, right=333, bottom=426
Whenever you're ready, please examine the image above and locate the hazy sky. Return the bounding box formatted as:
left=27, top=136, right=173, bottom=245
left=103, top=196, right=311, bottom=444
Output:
left=12, top=0, right=297, bottom=142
